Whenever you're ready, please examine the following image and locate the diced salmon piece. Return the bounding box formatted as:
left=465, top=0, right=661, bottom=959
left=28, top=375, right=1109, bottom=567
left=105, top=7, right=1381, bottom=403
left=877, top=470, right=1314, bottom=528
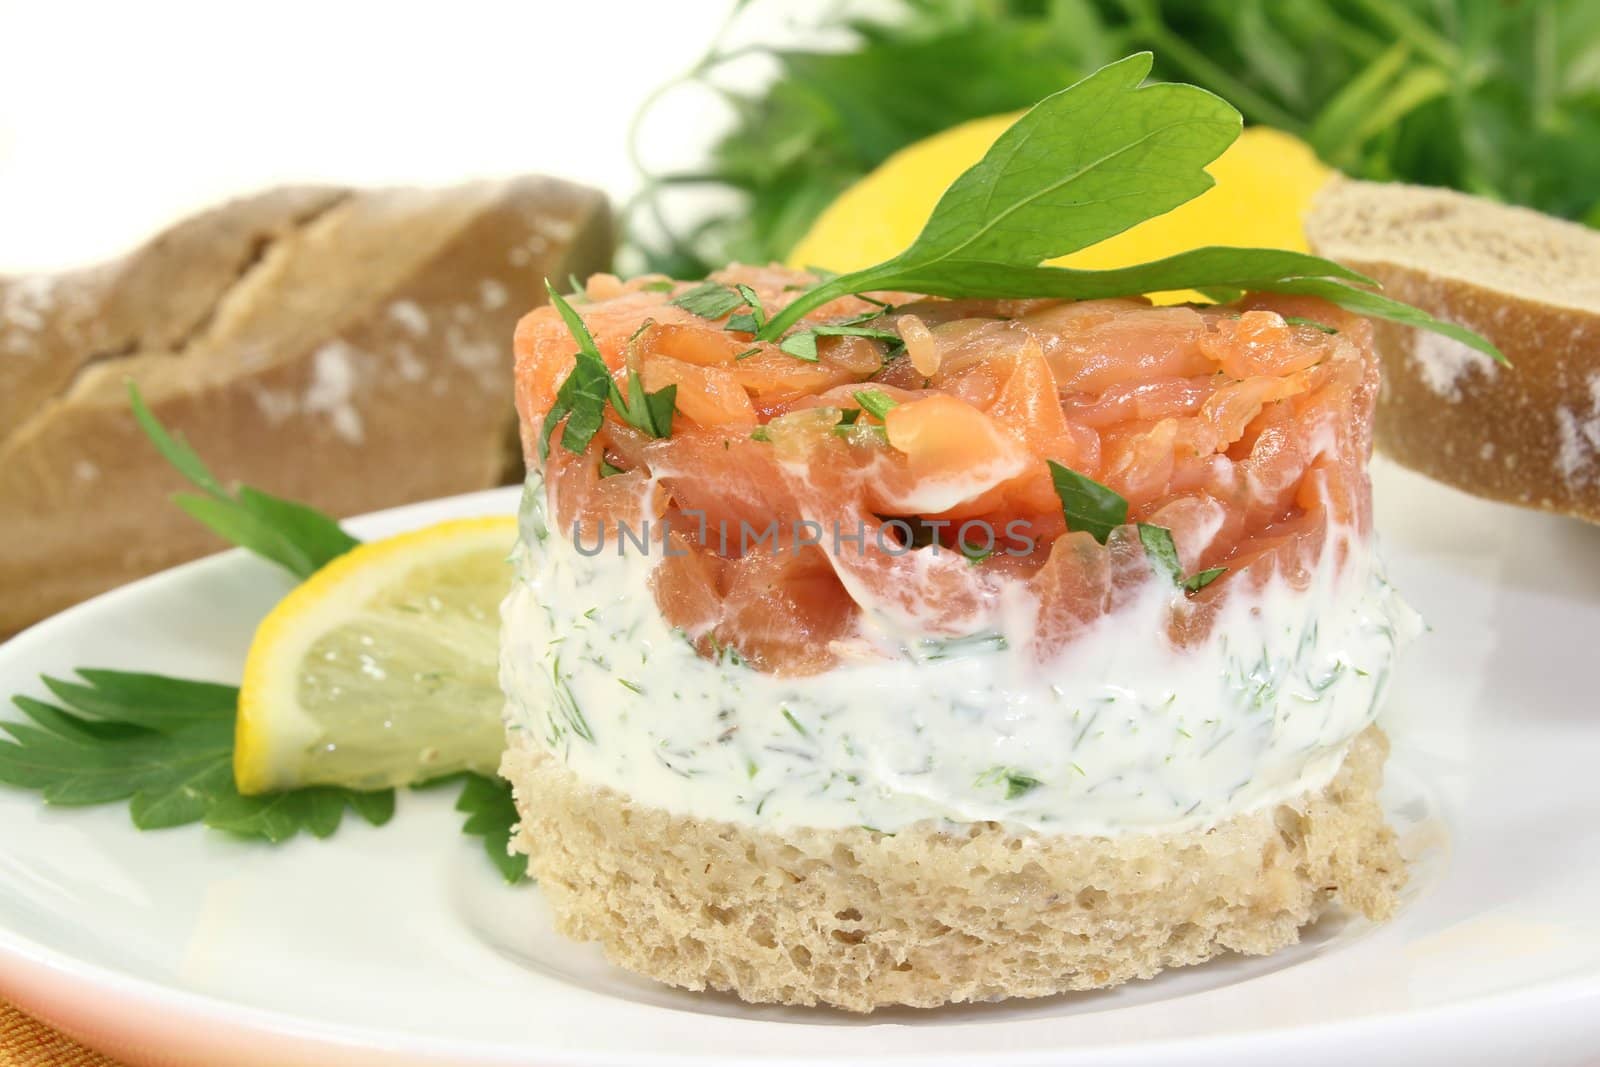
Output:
left=714, top=548, right=857, bottom=676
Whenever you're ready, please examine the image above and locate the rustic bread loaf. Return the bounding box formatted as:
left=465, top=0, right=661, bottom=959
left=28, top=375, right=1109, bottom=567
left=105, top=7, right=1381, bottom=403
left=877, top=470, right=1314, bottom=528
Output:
left=0, top=177, right=611, bottom=634
left=503, top=725, right=1403, bottom=1013
left=1305, top=178, right=1600, bottom=521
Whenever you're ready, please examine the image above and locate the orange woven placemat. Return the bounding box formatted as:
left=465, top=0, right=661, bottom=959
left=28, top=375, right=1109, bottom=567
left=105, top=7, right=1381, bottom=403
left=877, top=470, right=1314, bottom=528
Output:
left=0, top=1001, right=121, bottom=1067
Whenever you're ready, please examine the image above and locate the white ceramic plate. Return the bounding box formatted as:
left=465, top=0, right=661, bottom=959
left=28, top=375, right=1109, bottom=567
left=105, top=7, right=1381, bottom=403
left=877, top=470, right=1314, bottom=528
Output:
left=2, top=465, right=1598, bottom=1067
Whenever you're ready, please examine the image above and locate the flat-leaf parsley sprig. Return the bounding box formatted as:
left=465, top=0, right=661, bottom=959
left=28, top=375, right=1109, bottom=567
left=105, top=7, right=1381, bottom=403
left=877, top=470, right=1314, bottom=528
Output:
left=1048, top=462, right=1226, bottom=594
left=542, top=281, right=676, bottom=458
left=130, top=385, right=358, bottom=579
left=0, top=385, right=526, bottom=882
left=0, top=670, right=392, bottom=840
left=749, top=53, right=1503, bottom=364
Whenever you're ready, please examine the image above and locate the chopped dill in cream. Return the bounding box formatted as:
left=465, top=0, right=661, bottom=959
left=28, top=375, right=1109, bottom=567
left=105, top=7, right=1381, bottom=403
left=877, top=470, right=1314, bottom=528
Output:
left=500, top=474, right=1418, bottom=835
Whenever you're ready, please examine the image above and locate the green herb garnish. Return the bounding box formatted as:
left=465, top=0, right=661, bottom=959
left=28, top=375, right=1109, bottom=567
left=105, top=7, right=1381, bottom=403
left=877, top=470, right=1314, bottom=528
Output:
left=673, top=281, right=771, bottom=336
left=977, top=766, right=1043, bottom=800
left=1048, top=468, right=1229, bottom=591
left=779, top=323, right=903, bottom=362
left=543, top=283, right=676, bottom=450
left=958, top=538, right=994, bottom=565
left=130, top=384, right=358, bottom=579
left=1047, top=461, right=1128, bottom=544
left=1284, top=316, right=1339, bottom=334
left=750, top=54, right=1502, bottom=364
left=540, top=284, right=614, bottom=459
left=781, top=707, right=809, bottom=737
left=777, top=332, right=821, bottom=362
left=613, top=371, right=677, bottom=440
left=670, top=280, right=746, bottom=318
left=1183, top=567, right=1228, bottom=593
left=431, top=771, right=526, bottom=884
left=852, top=388, right=899, bottom=421
left=0, top=670, right=393, bottom=842
left=724, top=284, right=767, bottom=334
left=1138, top=523, right=1230, bottom=594
left=409, top=771, right=525, bottom=884
left=1138, top=522, right=1184, bottom=578
left=456, top=773, right=524, bottom=883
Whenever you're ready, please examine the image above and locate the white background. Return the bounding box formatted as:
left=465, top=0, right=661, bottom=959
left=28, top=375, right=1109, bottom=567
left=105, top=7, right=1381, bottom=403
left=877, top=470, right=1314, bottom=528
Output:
left=0, top=0, right=869, bottom=273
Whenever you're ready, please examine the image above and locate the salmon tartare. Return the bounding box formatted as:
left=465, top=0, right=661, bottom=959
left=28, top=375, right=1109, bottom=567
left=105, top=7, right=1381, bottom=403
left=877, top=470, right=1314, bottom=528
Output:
left=495, top=264, right=1413, bottom=1010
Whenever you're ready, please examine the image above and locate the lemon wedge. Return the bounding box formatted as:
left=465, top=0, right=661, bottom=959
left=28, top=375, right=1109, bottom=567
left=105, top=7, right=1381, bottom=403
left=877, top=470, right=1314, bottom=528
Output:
left=788, top=116, right=1333, bottom=303
left=236, top=515, right=516, bottom=794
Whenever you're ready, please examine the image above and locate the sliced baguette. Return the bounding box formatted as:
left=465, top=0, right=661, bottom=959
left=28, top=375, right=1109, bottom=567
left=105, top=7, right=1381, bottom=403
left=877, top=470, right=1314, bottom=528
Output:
left=0, top=177, right=611, bottom=634
left=1305, top=178, right=1600, bottom=522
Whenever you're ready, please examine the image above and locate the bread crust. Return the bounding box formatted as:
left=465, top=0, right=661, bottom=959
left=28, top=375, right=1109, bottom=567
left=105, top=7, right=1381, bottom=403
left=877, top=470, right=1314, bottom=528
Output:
left=0, top=178, right=612, bottom=634
left=503, top=725, right=1403, bottom=1012
left=1306, top=178, right=1600, bottom=522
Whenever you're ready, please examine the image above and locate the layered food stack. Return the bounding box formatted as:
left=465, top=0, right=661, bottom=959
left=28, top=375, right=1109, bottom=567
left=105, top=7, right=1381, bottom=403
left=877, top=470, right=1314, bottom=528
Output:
left=498, top=266, right=1413, bottom=1011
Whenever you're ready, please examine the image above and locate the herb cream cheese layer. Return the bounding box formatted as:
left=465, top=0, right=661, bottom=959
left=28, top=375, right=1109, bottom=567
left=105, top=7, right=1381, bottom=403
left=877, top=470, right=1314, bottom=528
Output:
left=500, top=475, right=1418, bottom=836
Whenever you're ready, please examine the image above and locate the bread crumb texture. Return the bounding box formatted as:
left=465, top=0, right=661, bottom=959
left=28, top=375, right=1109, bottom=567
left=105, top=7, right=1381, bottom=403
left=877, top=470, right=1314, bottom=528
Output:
left=504, top=725, right=1404, bottom=1012
left=1307, top=178, right=1600, bottom=308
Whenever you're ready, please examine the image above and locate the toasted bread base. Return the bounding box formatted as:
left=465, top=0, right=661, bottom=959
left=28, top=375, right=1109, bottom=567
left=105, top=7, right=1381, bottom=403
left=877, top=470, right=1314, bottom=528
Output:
left=503, top=725, right=1403, bottom=1012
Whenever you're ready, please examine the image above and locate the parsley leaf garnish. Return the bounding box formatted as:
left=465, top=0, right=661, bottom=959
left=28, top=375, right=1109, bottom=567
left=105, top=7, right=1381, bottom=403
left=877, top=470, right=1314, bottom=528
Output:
left=724, top=284, right=767, bottom=334
left=753, top=53, right=1504, bottom=365
left=1137, top=522, right=1184, bottom=580
left=1183, top=566, right=1228, bottom=593
left=778, top=333, right=821, bottom=362
left=673, top=281, right=770, bottom=335
left=1137, top=523, right=1230, bottom=594
left=0, top=672, right=528, bottom=881
left=415, top=771, right=527, bottom=884
left=0, top=671, right=393, bottom=842
left=540, top=284, right=615, bottom=459
left=779, top=323, right=903, bottom=362
left=613, top=371, right=677, bottom=440
left=455, top=772, right=525, bottom=883
left=544, top=282, right=676, bottom=449
left=852, top=388, right=899, bottom=421
left=671, top=280, right=746, bottom=318
left=1047, top=461, right=1128, bottom=544
left=1284, top=316, right=1339, bottom=334
left=1048, top=467, right=1233, bottom=591
left=130, top=384, right=358, bottom=579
